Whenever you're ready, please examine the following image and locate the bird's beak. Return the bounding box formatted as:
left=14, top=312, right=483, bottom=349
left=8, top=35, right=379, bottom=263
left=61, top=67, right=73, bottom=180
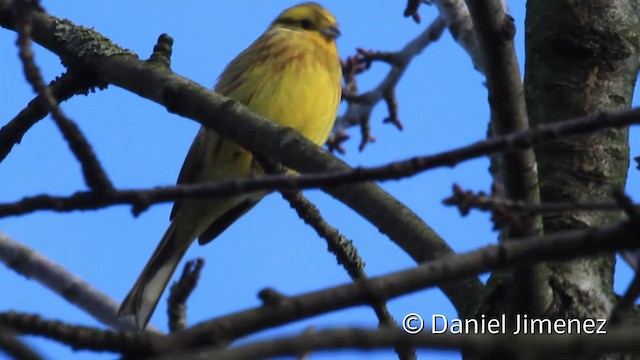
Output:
left=320, top=25, right=341, bottom=39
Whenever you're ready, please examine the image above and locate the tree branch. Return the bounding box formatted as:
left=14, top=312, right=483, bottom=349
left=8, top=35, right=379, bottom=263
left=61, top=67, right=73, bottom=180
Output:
left=464, top=0, right=545, bottom=315
left=333, top=16, right=446, bottom=151
left=158, top=327, right=640, bottom=360
left=0, top=107, right=638, bottom=218
left=12, top=1, right=113, bottom=193
left=0, top=325, right=43, bottom=360
left=2, top=217, right=639, bottom=355
left=0, top=232, right=145, bottom=332
left=0, top=70, right=97, bottom=164
left=167, top=258, right=204, bottom=333
left=156, top=217, right=640, bottom=356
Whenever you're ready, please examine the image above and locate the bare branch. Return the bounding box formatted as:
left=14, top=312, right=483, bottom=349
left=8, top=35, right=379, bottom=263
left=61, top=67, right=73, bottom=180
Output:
left=167, top=258, right=204, bottom=333
left=0, top=232, right=138, bottom=331
left=0, top=325, right=43, bottom=360
left=403, top=0, right=424, bottom=23
left=0, top=71, right=98, bottom=164
left=3, top=217, right=639, bottom=356
left=431, top=0, right=484, bottom=71
left=0, top=311, right=161, bottom=353
left=157, top=217, right=639, bottom=356
left=12, top=0, right=113, bottom=193
left=608, top=193, right=640, bottom=326
left=159, top=327, right=640, bottom=360
left=333, top=16, right=446, bottom=151
left=443, top=183, right=636, bottom=217
left=1, top=107, right=638, bottom=219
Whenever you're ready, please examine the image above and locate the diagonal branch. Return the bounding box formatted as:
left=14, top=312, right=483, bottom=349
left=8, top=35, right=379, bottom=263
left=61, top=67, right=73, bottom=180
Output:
left=0, top=70, right=97, bottom=164
left=0, top=325, right=43, bottom=360
left=12, top=1, right=113, bottom=193
left=0, top=232, right=158, bottom=332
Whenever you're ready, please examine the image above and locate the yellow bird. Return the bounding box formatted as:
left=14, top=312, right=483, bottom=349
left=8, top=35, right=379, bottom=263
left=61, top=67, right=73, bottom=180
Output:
left=118, top=2, right=342, bottom=330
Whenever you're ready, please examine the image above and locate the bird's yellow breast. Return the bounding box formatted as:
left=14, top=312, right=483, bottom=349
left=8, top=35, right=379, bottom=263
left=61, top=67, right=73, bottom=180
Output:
left=215, top=27, right=342, bottom=146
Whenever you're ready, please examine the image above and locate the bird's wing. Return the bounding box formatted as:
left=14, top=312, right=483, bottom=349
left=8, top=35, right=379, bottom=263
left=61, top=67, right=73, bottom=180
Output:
left=169, top=127, right=224, bottom=220
left=197, top=198, right=260, bottom=245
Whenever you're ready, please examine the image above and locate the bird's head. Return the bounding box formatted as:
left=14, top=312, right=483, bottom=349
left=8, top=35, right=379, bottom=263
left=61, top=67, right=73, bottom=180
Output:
left=270, top=2, right=341, bottom=41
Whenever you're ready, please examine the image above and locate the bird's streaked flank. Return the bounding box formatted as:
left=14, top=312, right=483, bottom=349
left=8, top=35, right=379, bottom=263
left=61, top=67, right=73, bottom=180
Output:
left=118, top=2, right=342, bottom=331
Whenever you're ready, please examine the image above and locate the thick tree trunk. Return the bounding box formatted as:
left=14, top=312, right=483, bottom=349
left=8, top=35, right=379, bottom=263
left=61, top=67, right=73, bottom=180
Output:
left=524, top=0, right=639, bottom=358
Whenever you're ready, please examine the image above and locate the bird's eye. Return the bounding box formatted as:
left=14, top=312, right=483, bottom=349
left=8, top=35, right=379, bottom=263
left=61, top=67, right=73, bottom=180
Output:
left=301, top=19, right=313, bottom=29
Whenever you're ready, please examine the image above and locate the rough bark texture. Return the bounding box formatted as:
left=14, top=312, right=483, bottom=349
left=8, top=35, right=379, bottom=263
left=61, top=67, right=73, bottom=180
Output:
left=525, top=0, right=639, bottom=358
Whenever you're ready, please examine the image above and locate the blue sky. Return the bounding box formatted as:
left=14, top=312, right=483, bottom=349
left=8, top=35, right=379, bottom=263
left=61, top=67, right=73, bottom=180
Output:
left=1, top=1, right=638, bottom=359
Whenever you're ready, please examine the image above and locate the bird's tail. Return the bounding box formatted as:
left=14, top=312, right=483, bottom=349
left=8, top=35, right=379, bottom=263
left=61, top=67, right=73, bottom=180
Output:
left=118, top=221, right=190, bottom=331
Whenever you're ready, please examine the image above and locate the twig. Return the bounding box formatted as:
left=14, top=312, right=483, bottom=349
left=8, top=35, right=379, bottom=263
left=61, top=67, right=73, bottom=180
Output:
left=333, top=16, right=446, bottom=152
left=167, top=258, right=204, bottom=333
left=0, top=232, right=131, bottom=331
left=608, top=192, right=640, bottom=326
left=0, top=325, right=43, bottom=360
left=12, top=0, right=113, bottom=193
left=256, top=156, right=415, bottom=360
left=0, top=71, right=97, bottom=164
left=296, top=326, right=316, bottom=360
left=0, top=311, right=161, bottom=353
left=403, top=0, right=424, bottom=23
left=2, top=107, right=639, bottom=219
left=443, top=183, right=635, bottom=216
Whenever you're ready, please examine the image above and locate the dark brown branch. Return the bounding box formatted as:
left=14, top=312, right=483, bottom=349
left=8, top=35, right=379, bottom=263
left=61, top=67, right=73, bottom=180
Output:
left=167, top=258, right=204, bottom=333
left=0, top=71, right=97, bottom=164
left=3, top=217, right=639, bottom=355
left=608, top=193, right=640, bottom=325
left=13, top=0, right=113, bottom=194
left=279, top=192, right=419, bottom=359
left=0, top=311, right=161, bottom=354
left=403, top=0, right=424, bottom=23
left=2, top=107, right=639, bottom=219
left=161, top=327, right=640, bottom=360
left=50, top=109, right=115, bottom=193
left=609, top=272, right=640, bottom=326
left=0, top=325, right=43, bottom=360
